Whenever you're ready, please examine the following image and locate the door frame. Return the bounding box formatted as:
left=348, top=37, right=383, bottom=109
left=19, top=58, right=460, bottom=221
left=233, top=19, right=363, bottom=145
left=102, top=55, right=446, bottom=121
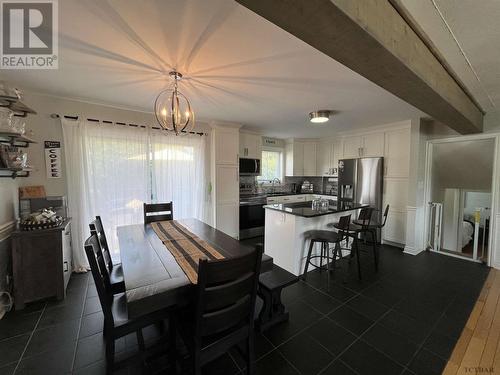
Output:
left=423, top=133, right=499, bottom=266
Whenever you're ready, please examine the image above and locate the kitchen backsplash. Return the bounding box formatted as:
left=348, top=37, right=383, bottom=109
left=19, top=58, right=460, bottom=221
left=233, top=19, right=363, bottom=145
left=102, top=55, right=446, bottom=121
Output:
left=240, top=175, right=336, bottom=195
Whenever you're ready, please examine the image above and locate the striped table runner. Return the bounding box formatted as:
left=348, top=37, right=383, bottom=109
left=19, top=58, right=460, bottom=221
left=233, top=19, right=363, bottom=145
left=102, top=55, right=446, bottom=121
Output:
left=151, top=220, right=225, bottom=283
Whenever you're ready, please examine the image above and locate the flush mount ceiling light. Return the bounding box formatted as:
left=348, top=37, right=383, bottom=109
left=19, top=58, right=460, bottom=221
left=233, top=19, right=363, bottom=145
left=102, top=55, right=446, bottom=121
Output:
left=309, top=110, right=333, bottom=124
left=154, top=71, right=195, bottom=135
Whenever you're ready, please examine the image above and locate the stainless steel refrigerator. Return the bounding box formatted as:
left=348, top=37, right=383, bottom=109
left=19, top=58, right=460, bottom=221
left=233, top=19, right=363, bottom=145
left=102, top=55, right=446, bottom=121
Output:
left=338, top=157, right=384, bottom=228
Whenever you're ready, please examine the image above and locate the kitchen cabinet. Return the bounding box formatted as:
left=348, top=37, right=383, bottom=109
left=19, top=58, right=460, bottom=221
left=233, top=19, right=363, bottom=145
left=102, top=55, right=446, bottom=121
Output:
left=12, top=219, right=72, bottom=310
left=285, top=140, right=317, bottom=176
left=342, top=134, right=384, bottom=158
left=317, top=139, right=340, bottom=175
left=384, top=127, right=410, bottom=178
left=285, top=140, right=304, bottom=176
left=303, top=142, right=317, bottom=176
left=239, top=132, right=262, bottom=159
left=211, top=125, right=240, bottom=238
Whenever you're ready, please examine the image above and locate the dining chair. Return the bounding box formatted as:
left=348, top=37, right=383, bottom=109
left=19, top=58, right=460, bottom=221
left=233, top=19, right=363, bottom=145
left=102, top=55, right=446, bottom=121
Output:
left=175, top=244, right=263, bottom=375
left=143, top=202, right=174, bottom=224
left=89, top=216, right=125, bottom=294
left=84, top=234, right=174, bottom=374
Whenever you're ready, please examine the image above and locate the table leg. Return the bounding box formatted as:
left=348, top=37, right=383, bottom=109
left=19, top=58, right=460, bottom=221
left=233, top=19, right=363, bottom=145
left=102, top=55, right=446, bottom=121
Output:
left=257, top=287, right=289, bottom=332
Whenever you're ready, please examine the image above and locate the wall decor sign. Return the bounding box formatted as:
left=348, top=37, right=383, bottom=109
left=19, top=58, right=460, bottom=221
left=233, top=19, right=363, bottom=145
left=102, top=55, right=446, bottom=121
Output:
left=44, top=141, right=61, bottom=178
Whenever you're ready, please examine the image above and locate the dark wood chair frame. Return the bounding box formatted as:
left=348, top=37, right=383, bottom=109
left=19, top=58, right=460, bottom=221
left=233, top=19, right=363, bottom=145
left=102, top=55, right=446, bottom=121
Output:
left=143, top=202, right=174, bottom=224
left=175, top=244, right=263, bottom=375
left=89, top=216, right=125, bottom=294
left=84, top=234, right=175, bottom=374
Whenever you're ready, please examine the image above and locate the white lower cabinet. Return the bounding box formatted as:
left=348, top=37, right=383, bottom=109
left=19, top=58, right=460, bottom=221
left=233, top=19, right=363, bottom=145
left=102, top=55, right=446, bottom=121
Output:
left=216, top=203, right=239, bottom=239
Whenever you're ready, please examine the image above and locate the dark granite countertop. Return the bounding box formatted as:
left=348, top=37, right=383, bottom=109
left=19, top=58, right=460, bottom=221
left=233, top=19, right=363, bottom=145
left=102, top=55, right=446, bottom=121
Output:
left=240, top=191, right=338, bottom=198
left=263, top=201, right=367, bottom=218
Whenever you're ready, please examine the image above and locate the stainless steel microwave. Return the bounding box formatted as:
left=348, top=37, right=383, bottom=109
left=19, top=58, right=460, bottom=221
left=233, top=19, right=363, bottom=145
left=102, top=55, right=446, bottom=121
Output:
left=239, top=158, right=261, bottom=175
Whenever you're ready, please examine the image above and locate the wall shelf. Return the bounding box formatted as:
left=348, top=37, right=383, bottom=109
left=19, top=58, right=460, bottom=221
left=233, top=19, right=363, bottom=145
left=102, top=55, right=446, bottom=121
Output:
left=0, top=131, right=37, bottom=148
left=0, top=167, right=33, bottom=179
left=0, top=95, right=37, bottom=117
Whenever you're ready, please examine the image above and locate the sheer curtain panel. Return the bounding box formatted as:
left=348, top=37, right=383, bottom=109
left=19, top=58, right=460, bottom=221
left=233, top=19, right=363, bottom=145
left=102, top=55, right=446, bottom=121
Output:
left=62, top=119, right=150, bottom=270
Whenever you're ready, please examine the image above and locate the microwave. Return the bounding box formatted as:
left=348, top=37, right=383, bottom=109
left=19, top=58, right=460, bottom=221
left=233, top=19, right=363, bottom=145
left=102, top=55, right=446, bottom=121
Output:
left=239, top=158, right=261, bottom=175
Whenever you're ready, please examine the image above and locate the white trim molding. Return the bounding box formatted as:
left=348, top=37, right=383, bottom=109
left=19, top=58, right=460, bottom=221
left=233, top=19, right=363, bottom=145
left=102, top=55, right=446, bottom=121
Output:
left=404, top=207, right=423, bottom=255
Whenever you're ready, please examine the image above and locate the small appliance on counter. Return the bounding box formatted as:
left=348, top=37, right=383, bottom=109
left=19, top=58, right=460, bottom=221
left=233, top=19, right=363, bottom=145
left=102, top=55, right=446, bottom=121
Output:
left=301, top=180, right=314, bottom=193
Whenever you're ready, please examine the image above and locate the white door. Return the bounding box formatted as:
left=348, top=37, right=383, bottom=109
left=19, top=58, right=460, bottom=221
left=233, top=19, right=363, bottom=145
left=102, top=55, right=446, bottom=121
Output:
left=342, top=136, right=362, bottom=158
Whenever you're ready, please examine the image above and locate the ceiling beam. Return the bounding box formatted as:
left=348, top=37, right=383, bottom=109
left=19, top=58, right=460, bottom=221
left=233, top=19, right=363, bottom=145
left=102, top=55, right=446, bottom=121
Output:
left=235, top=0, right=483, bottom=134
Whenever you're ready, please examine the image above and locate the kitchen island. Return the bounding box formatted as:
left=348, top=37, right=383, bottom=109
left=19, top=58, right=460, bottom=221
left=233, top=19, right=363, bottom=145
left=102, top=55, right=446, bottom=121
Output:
left=264, top=201, right=368, bottom=276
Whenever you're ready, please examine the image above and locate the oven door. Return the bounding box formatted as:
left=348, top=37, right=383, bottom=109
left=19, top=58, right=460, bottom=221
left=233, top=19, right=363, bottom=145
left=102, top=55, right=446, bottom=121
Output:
left=239, top=202, right=265, bottom=239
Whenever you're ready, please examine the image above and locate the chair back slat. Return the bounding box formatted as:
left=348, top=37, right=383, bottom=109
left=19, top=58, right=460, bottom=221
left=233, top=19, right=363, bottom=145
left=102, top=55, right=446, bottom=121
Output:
left=203, top=272, right=254, bottom=311
left=357, top=207, right=373, bottom=227
left=144, top=202, right=173, bottom=224
left=84, top=235, right=114, bottom=324
left=336, top=214, right=351, bottom=231
left=194, top=244, right=263, bottom=341
left=89, top=216, right=113, bottom=272
left=201, top=296, right=251, bottom=336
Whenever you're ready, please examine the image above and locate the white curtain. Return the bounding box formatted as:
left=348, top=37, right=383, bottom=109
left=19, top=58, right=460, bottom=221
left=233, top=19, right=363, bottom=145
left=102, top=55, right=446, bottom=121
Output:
left=151, top=129, right=206, bottom=220
left=62, top=118, right=206, bottom=271
left=62, top=119, right=150, bottom=270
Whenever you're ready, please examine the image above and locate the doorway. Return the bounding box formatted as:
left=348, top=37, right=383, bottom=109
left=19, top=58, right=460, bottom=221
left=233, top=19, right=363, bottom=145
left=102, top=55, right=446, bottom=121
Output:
left=425, top=136, right=497, bottom=264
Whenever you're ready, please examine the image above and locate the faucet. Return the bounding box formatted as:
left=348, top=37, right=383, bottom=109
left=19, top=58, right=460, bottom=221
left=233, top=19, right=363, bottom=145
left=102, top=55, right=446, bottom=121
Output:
left=271, top=178, right=281, bottom=193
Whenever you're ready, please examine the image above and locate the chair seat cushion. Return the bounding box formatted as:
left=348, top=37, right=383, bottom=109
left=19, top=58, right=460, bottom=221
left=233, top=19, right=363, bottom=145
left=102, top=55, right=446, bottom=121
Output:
left=304, top=230, right=341, bottom=243
left=110, top=264, right=125, bottom=293
left=328, top=222, right=364, bottom=232
left=111, top=293, right=130, bottom=326
left=352, top=220, right=379, bottom=228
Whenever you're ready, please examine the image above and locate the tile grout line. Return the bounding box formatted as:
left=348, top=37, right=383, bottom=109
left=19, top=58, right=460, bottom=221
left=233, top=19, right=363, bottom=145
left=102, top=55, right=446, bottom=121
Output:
left=12, top=303, right=47, bottom=374
left=70, top=274, right=91, bottom=373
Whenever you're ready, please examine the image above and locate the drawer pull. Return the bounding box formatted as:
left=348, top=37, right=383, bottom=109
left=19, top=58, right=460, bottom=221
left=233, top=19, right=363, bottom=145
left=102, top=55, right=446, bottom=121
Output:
left=63, top=261, right=69, bottom=272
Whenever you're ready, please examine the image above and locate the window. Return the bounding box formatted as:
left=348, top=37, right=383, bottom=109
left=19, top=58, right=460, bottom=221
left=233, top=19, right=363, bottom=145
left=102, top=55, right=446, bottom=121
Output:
left=258, top=150, right=282, bottom=182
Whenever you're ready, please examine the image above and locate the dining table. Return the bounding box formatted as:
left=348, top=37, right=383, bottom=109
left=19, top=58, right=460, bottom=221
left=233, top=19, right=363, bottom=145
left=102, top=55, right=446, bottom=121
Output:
left=117, top=218, right=274, bottom=318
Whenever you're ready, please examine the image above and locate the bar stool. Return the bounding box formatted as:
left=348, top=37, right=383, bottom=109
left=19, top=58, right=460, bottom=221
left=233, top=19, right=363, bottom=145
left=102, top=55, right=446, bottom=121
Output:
left=353, top=204, right=390, bottom=246
left=302, top=214, right=351, bottom=280
left=329, top=207, right=376, bottom=279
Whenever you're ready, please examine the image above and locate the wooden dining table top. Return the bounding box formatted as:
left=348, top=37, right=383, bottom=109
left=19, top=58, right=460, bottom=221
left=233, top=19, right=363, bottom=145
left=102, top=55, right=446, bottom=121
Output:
left=117, top=218, right=273, bottom=318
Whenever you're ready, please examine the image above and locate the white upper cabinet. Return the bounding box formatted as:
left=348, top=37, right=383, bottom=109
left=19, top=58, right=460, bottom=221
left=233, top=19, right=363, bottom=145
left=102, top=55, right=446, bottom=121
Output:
left=342, top=136, right=362, bottom=158
left=342, top=134, right=384, bottom=158
left=317, top=139, right=339, bottom=175
left=303, top=141, right=317, bottom=176
left=384, top=127, right=410, bottom=178
left=361, top=133, right=385, bottom=157
left=215, top=129, right=239, bottom=165
left=239, top=133, right=262, bottom=159
left=285, top=140, right=318, bottom=176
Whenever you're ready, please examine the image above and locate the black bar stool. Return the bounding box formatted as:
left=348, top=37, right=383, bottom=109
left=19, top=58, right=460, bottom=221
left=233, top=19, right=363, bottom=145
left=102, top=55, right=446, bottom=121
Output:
left=302, top=214, right=351, bottom=280
left=329, top=207, right=376, bottom=279
left=353, top=204, right=390, bottom=246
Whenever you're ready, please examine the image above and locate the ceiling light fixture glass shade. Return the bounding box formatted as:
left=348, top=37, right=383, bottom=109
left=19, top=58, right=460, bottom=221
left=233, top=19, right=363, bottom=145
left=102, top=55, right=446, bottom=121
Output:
left=309, top=110, right=332, bottom=123
left=154, top=71, right=195, bottom=135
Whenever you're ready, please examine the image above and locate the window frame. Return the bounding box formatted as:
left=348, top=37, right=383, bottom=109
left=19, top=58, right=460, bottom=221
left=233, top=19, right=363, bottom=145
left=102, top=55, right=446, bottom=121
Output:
left=257, top=146, right=284, bottom=184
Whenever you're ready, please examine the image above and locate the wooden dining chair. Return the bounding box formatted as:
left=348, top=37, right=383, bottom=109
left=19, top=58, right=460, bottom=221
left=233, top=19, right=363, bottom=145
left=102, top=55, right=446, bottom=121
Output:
left=89, top=217, right=125, bottom=294
left=84, top=234, right=174, bottom=374
left=143, top=202, right=174, bottom=224
left=175, top=244, right=263, bottom=375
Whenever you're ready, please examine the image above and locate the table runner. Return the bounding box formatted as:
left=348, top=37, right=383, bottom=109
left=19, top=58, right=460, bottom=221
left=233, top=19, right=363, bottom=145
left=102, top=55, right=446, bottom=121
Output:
left=151, top=220, right=225, bottom=283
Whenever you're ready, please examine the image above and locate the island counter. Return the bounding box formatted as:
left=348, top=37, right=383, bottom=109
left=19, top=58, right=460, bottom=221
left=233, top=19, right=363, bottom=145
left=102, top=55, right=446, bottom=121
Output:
left=264, top=201, right=368, bottom=276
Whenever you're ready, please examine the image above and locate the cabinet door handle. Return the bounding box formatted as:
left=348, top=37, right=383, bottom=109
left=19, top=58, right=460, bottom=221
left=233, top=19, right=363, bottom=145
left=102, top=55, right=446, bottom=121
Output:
left=63, top=261, right=69, bottom=272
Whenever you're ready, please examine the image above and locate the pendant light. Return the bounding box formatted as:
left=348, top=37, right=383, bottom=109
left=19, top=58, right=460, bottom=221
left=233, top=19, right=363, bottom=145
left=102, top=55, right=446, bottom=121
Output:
left=154, top=71, right=195, bottom=135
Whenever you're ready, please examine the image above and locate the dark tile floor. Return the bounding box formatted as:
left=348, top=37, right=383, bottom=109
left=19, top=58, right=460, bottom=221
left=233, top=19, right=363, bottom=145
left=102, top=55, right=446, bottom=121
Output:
left=0, top=241, right=489, bottom=375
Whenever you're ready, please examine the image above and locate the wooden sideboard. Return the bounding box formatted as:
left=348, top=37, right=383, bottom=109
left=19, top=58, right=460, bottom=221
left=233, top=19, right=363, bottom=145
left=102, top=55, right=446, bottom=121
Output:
left=11, top=219, right=72, bottom=310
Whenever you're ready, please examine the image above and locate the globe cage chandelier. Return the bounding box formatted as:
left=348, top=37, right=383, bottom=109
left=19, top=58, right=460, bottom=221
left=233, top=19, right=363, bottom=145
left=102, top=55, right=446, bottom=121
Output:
left=154, top=71, right=195, bottom=135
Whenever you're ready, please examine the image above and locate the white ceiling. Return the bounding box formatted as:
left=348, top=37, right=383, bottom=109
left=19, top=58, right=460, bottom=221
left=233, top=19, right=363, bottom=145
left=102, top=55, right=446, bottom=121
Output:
left=398, top=0, right=500, bottom=114
left=0, top=0, right=425, bottom=138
